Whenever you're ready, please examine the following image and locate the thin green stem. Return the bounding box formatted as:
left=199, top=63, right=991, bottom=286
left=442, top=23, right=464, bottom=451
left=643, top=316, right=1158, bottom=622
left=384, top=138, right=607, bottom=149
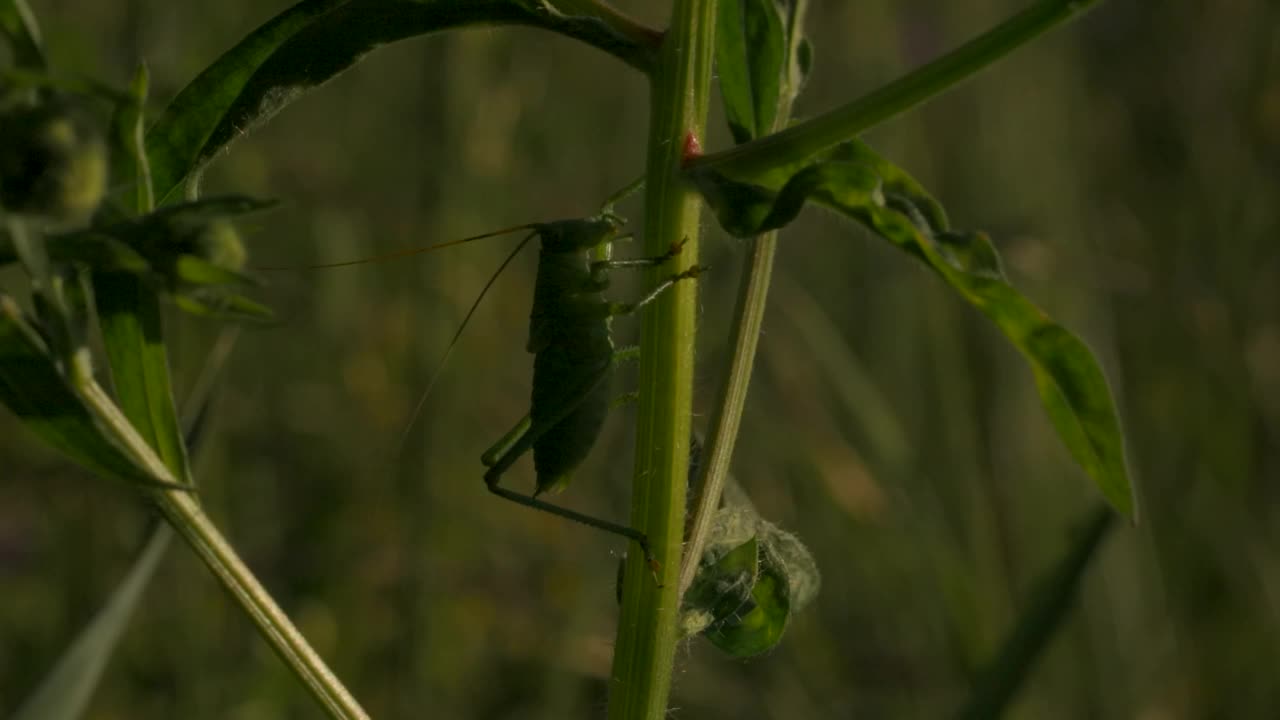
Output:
left=608, top=0, right=715, bottom=717
left=678, top=233, right=775, bottom=593
left=678, top=0, right=809, bottom=597
left=686, top=0, right=1102, bottom=179
left=74, top=378, right=369, bottom=720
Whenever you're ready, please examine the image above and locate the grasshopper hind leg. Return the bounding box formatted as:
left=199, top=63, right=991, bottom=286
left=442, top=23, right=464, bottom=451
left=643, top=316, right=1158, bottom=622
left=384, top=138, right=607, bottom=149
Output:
left=480, top=352, right=661, bottom=577
left=480, top=479, right=659, bottom=574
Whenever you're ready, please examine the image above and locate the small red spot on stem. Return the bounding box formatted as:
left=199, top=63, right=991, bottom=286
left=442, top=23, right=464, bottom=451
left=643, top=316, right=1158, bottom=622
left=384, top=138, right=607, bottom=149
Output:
left=681, top=131, right=703, bottom=166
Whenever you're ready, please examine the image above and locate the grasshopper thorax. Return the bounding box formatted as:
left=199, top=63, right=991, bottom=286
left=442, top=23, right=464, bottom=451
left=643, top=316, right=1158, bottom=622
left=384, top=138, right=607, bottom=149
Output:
left=536, top=212, right=624, bottom=254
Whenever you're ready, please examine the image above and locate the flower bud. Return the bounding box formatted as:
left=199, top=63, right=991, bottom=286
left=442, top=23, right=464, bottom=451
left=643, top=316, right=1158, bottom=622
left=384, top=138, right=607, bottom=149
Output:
left=0, top=101, right=107, bottom=221
left=189, top=218, right=246, bottom=273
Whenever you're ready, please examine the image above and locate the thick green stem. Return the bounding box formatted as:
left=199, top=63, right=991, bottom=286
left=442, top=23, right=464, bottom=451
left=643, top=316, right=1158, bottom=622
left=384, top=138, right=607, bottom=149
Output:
left=686, top=0, right=1102, bottom=179
left=75, top=379, right=369, bottom=720
left=608, top=0, right=715, bottom=717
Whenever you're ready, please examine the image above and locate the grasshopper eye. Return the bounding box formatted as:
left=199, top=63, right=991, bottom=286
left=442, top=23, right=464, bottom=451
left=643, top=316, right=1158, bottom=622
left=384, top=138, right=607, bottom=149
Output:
left=0, top=101, right=107, bottom=222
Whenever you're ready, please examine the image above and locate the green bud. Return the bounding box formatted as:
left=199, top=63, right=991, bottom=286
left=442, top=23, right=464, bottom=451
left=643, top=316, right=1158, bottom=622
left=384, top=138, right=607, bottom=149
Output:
left=189, top=218, right=246, bottom=272
left=0, top=101, right=107, bottom=220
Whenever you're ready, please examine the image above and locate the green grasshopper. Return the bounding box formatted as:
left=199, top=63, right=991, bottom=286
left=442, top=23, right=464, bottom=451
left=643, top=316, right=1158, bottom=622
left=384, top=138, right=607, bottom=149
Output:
left=287, top=205, right=703, bottom=565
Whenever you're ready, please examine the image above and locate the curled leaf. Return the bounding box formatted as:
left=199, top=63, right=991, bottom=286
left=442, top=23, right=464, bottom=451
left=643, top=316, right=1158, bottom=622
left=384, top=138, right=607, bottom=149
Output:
left=690, top=141, right=1136, bottom=519
left=679, top=481, right=821, bottom=657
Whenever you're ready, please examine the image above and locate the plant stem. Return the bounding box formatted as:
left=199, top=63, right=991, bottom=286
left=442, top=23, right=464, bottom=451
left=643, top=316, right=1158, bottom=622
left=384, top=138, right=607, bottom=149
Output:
left=608, top=0, right=715, bottom=717
left=75, top=378, right=369, bottom=720
left=677, top=0, right=809, bottom=593
left=678, top=234, right=775, bottom=592
left=686, top=0, right=1102, bottom=180
left=550, top=0, right=665, bottom=53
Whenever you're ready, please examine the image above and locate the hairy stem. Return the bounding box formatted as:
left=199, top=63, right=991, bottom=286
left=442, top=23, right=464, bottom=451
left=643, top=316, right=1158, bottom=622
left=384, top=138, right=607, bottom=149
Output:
left=608, top=0, right=716, bottom=717
left=677, top=0, right=809, bottom=592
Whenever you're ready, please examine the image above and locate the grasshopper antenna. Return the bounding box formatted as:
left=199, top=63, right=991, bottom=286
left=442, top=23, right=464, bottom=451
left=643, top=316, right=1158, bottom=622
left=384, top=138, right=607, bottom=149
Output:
left=250, top=220, right=542, bottom=460
left=600, top=175, right=645, bottom=214
left=393, top=229, right=540, bottom=458
left=253, top=222, right=538, bottom=271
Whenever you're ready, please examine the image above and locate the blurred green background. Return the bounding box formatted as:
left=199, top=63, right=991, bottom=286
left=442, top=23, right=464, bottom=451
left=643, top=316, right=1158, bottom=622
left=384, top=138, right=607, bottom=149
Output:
left=3, top=1, right=1280, bottom=717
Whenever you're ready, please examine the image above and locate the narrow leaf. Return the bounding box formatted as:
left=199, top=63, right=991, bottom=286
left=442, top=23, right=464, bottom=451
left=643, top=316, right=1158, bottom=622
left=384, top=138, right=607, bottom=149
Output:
left=0, top=0, right=45, bottom=69
left=172, top=292, right=275, bottom=322
left=716, top=0, right=785, bottom=143
left=689, top=0, right=1105, bottom=182
left=97, top=66, right=192, bottom=485
left=13, top=527, right=171, bottom=720
left=0, top=295, right=150, bottom=484
left=94, top=273, right=191, bottom=483
left=690, top=142, right=1136, bottom=518
left=108, top=63, right=155, bottom=214
left=146, top=0, right=657, bottom=203
left=144, top=0, right=347, bottom=203
left=956, top=504, right=1114, bottom=719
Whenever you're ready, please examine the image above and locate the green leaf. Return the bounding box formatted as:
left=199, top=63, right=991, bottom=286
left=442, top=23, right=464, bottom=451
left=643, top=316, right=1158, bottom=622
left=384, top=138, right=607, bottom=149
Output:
left=37, top=195, right=271, bottom=300
left=144, top=0, right=346, bottom=203
left=690, top=141, right=1136, bottom=519
left=696, top=520, right=821, bottom=658
left=13, top=526, right=171, bottom=720
left=0, top=295, right=151, bottom=484
left=96, top=60, right=193, bottom=485
left=703, top=556, right=791, bottom=658
left=956, top=504, right=1115, bottom=719
left=681, top=536, right=760, bottom=638
left=688, top=0, right=1105, bottom=182
left=0, top=0, right=45, bottom=69
left=173, top=255, right=253, bottom=287
left=716, top=0, right=784, bottom=144
left=93, top=273, right=192, bottom=484
left=45, top=233, right=151, bottom=274
left=173, top=292, right=275, bottom=323
left=146, top=0, right=657, bottom=204
left=757, top=521, right=820, bottom=611
left=108, top=63, right=155, bottom=214
left=679, top=481, right=820, bottom=657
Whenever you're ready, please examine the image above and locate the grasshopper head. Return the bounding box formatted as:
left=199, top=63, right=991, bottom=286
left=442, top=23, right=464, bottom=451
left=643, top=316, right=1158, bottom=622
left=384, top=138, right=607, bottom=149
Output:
left=538, top=213, right=623, bottom=253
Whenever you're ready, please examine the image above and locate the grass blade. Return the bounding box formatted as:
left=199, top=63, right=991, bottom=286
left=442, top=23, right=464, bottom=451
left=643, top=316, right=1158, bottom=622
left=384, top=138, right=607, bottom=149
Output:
left=12, top=527, right=171, bottom=720
left=956, top=504, right=1115, bottom=719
